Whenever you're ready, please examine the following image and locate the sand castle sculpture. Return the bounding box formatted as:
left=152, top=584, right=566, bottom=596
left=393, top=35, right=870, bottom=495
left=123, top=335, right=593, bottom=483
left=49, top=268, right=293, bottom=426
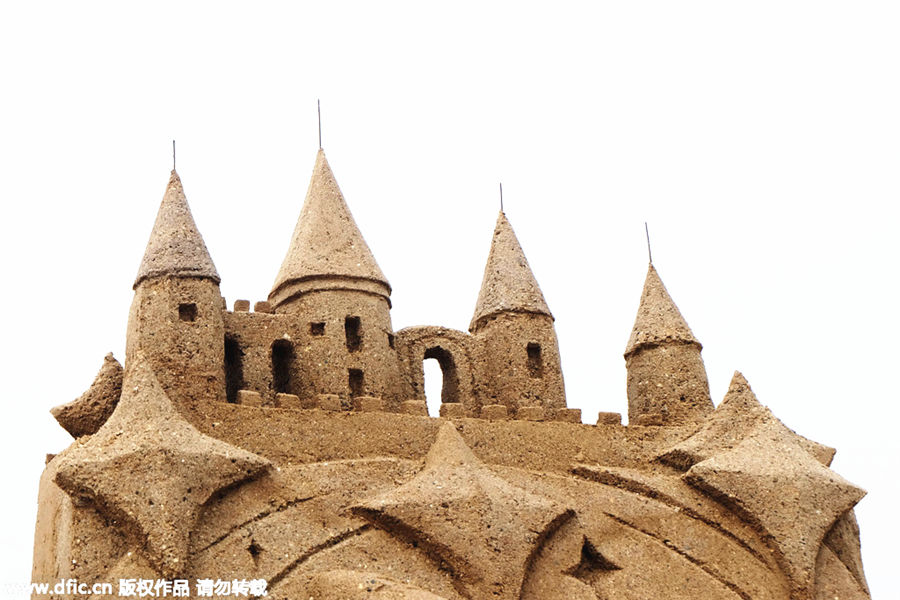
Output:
left=33, top=149, right=870, bottom=599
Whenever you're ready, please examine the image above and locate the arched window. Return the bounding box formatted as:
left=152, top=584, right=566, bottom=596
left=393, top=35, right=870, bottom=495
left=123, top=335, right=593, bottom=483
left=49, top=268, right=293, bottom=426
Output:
left=224, top=336, right=244, bottom=404
left=272, top=339, right=295, bottom=394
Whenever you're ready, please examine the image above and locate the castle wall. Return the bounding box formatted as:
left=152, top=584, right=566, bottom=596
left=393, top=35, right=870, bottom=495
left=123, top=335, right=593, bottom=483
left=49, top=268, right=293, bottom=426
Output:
left=222, top=310, right=299, bottom=404
left=394, top=326, right=480, bottom=413
left=126, top=277, right=225, bottom=409
left=471, top=312, right=566, bottom=414
left=625, top=342, right=713, bottom=425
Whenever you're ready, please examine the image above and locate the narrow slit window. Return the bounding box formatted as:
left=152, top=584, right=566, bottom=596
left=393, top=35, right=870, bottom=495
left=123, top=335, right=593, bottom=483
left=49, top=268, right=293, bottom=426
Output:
left=178, top=303, right=197, bottom=322
left=527, top=343, right=543, bottom=379
left=224, top=336, right=244, bottom=404
left=310, top=322, right=326, bottom=336
left=345, top=316, right=362, bottom=352
left=387, top=333, right=395, bottom=349
left=272, top=339, right=295, bottom=394
left=349, top=369, right=364, bottom=397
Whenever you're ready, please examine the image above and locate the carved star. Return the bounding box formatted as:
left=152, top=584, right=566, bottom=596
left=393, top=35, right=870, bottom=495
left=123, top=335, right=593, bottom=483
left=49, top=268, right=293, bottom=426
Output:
left=684, top=421, right=865, bottom=599
left=55, top=355, right=270, bottom=577
left=353, top=422, right=572, bottom=600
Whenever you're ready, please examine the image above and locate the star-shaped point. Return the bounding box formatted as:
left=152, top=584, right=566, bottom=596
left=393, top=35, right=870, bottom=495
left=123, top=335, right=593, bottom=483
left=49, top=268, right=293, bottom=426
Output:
left=54, top=355, right=270, bottom=577
left=684, top=421, right=865, bottom=599
left=659, top=371, right=835, bottom=469
left=352, top=422, right=572, bottom=600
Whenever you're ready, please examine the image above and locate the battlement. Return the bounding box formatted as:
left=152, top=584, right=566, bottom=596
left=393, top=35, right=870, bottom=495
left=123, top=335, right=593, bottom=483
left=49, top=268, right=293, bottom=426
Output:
left=224, top=385, right=605, bottom=423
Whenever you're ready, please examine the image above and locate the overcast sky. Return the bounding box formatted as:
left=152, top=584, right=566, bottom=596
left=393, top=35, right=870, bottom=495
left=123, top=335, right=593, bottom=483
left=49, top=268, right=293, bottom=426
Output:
left=1, top=2, right=897, bottom=597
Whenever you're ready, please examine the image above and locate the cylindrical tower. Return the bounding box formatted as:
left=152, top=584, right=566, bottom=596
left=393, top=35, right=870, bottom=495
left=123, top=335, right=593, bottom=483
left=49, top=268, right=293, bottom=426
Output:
left=469, top=212, right=566, bottom=414
left=126, top=170, right=226, bottom=410
left=624, top=264, right=713, bottom=425
left=268, top=150, right=402, bottom=408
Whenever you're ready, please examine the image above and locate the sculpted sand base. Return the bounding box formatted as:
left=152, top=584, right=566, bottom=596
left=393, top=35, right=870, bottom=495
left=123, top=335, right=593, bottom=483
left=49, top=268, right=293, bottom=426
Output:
left=34, top=150, right=869, bottom=599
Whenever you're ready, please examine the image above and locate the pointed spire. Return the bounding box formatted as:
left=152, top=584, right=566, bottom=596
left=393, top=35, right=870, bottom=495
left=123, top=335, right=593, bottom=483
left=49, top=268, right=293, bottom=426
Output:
left=470, top=211, right=552, bottom=331
left=134, top=170, right=219, bottom=289
left=624, top=264, right=698, bottom=357
left=270, top=150, right=389, bottom=301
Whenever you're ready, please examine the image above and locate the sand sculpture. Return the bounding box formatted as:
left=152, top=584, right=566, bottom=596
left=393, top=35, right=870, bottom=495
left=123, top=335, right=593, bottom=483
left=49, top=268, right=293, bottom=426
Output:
left=32, top=149, right=869, bottom=599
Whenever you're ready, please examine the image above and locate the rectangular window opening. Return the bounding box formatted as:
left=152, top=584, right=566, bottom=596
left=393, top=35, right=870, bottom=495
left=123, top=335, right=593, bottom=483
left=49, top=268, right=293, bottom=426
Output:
left=349, top=369, right=364, bottom=397
left=345, top=316, right=362, bottom=352
left=527, top=342, right=544, bottom=379
left=272, top=339, right=295, bottom=394
left=178, top=303, right=197, bottom=322
left=310, top=322, right=326, bottom=336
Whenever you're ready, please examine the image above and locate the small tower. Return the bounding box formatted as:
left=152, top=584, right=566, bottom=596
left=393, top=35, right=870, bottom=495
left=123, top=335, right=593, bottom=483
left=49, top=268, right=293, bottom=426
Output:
left=624, top=264, right=713, bottom=425
left=268, top=150, right=402, bottom=406
left=126, top=170, right=226, bottom=409
left=469, top=211, right=566, bottom=413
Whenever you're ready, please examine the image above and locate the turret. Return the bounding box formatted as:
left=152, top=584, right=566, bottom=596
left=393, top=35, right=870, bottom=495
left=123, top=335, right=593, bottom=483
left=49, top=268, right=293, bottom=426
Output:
left=469, top=211, right=566, bottom=414
left=624, top=264, right=713, bottom=425
left=126, top=170, right=226, bottom=409
left=268, top=150, right=402, bottom=407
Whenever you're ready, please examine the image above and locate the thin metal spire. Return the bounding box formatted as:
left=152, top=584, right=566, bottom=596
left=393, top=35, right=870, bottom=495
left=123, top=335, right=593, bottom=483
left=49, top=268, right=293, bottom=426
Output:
left=317, top=99, right=322, bottom=149
left=644, top=222, right=653, bottom=264
left=499, top=182, right=504, bottom=213
left=172, top=140, right=176, bottom=171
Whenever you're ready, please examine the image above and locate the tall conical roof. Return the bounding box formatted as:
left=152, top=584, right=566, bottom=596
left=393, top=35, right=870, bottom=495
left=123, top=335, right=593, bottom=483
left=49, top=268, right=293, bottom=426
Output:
left=270, top=150, right=389, bottom=300
left=134, top=171, right=220, bottom=288
left=624, top=264, right=698, bottom=356
left=469, top=211, right=552, bottom=331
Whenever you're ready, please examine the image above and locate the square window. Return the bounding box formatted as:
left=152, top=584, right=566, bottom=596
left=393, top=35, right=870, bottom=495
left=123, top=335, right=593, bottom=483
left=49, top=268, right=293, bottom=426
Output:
left=310, top=322, right=326, bottom=336
left=178, top=303, right=197, bottom=322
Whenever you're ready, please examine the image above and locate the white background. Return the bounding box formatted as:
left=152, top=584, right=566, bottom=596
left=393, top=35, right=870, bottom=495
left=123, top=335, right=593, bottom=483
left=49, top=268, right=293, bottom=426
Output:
left=0, top=2, right=897, bottom=598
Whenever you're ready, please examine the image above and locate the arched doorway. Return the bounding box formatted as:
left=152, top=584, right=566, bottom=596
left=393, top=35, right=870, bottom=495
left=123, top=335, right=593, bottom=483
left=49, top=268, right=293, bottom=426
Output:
left=423, top=346, right=460, bottom=416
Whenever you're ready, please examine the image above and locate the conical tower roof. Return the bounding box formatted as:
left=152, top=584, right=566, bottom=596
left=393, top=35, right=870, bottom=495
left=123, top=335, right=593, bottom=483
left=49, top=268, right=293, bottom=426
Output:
left=134, top=171, right=220, bottom=288
left=624, top=264, right=699, bottom=356
left=469, top=211, right=552, bottom=331
left=270, top=150, right=389, bottom=301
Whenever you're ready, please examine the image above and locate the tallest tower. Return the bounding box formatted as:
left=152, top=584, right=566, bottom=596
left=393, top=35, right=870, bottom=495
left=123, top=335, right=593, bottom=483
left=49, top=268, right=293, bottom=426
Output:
left=269, top=150, right=402, bottom=406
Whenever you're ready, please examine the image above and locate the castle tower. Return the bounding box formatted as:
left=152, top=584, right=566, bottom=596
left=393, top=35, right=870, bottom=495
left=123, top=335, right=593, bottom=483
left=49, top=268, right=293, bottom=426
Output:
left=469, top=211, right=566, bottom=413
left=624, top=263, right=713, bottom=425
left=126, top=170, right=226, bottom=409
left=268, top=150, right=402, bottom=407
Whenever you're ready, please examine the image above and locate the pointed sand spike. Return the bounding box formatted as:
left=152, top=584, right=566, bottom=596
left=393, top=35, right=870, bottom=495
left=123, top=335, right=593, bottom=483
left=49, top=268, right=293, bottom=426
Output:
left=425, top=421, right=481, bottom=468
left=624, top=264, right=698, bottom=356
left=271, top=150, right=389, bottom=298
left=134, top=171, right=219, bottom=288
left=470, top=211, right=552, bottom=331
